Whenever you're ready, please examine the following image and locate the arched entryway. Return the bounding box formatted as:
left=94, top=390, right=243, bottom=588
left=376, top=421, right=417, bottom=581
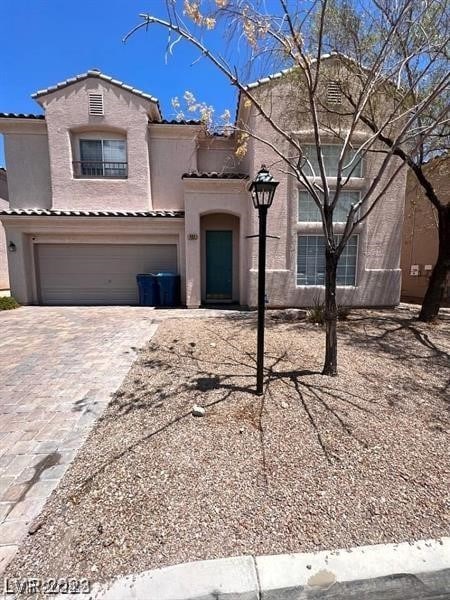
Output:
left=200, top=213, right=240, bottom=304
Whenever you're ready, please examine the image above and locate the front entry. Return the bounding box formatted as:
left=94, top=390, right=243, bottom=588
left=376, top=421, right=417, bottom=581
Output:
left=205, top=230, right=233, bottom=301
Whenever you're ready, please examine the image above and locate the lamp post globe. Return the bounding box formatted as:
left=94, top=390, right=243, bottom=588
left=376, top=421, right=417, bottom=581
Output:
left=249, top=165, right=279, bottom=209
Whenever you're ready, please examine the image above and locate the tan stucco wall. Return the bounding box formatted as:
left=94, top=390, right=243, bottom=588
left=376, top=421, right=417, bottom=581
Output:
left=401, top=158, right=450, bottom=301
left=0, top=197, right=9, bottom=289
left=3, top=129, right=52, bottom=209
left=197, top=136, right=246, bottom=174
left=0, top=169, right=8, bottom=202
left=149, top=125, right=198, bottom=210
left=38, top=79, right=158, bottom=211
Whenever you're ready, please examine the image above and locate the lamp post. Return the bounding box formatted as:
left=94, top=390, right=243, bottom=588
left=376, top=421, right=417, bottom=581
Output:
left=249, top=165, right=279, bottom=395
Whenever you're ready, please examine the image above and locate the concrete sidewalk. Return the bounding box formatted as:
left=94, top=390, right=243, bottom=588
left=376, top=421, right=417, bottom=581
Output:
left=47, top=537, right=450, bottom=600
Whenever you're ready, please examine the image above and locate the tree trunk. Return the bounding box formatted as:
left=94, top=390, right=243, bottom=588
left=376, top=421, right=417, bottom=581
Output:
left=322, top=248, right=338, bottom=376
left=418, top=204, right=450, bottom=322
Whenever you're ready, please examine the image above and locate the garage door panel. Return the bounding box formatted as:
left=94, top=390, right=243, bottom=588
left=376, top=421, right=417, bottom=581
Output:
left=36, top=243, right=177, bottom=305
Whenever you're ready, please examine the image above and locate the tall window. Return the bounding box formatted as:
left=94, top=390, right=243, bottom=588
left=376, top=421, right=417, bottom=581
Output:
left=77, top=139, right=127, bottom=178
left=303, top=144, right=362, bottom=178
left=298, top=190, right=360, bottom=223
left=297, top=235, right=358, bottom=286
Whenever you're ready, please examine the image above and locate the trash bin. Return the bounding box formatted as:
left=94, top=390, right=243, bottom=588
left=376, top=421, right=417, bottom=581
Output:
left=155, top=272, right=180, bottom=307
left=136, top=274, right=159, bottom=306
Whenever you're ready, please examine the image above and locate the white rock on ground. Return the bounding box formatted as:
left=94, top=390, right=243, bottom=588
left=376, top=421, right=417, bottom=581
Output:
left=192, top=405, right=206, bottom=417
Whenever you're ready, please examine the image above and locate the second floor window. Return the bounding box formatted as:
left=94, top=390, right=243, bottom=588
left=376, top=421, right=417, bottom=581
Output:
left=298, top=190, right=360, bottom=223
left=303, top=144, right=362, bottom=178
left=76, top=139, right=127, bottom=178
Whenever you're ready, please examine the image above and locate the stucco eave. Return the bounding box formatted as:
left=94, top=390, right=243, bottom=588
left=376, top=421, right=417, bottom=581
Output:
left=182, top=178, right=249, bottom=192
left=148, top=123, right=203, bottom=139
left=0, top=119, right=47, bottom=134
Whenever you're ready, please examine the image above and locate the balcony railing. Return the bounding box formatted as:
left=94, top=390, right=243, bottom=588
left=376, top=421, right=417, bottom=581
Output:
left=73, top=161, right=128, bottom=179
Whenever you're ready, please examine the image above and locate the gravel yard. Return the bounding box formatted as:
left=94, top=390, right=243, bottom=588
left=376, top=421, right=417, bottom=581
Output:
left=6, top=307, right=450, bottom=581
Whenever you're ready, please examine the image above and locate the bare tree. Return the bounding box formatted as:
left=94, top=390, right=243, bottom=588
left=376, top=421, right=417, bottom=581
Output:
left=125, top=0, right=449, bottom=375
left=323, top=0, right=450, bottom=321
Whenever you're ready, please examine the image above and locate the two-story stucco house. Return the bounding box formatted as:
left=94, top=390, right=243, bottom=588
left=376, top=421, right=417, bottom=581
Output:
left=0, top=65, right=405, bottom=308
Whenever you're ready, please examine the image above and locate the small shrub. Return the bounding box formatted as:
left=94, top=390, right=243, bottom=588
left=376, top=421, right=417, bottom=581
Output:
left=307, top=298, right=325, bottom=324
left=307, top=299, right=352, bottom=324
left=337, top=305, right=352, bottom=320
left=0, top=296, right=20, bottom=311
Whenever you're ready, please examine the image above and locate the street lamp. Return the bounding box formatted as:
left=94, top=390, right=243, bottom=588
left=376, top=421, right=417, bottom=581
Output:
left=249, top=165, right=279, bottom=395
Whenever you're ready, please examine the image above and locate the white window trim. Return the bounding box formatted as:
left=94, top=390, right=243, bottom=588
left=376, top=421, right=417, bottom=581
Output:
left=295, top=233, right=359, bottom=288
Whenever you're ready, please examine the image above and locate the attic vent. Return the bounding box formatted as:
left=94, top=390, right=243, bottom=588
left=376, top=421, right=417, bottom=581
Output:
left=326, top=81, right=342, bottom=104
left=88, top=93, right=104, bottom=116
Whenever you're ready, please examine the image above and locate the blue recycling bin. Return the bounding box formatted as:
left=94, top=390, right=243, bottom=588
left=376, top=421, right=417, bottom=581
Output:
left=155, top=272, right=180, bottom=307
left=136, top=274, right=159, bottom=306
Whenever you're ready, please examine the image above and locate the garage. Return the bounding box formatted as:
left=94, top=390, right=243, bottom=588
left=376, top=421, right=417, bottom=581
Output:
left=36, top=243, right=178, bottom=305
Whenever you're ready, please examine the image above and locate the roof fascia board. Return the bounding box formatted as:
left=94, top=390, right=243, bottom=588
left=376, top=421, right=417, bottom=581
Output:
left=0, top=119, right=47, bottom=134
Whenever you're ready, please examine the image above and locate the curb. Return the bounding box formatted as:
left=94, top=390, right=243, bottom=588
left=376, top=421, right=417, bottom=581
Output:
left=52, top=537, right=450, bottom=600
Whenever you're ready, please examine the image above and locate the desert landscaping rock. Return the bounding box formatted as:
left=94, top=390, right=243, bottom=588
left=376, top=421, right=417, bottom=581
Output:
left=192, top=405, right=206, bottom=417
left=4, top=307, right=449, bottom=583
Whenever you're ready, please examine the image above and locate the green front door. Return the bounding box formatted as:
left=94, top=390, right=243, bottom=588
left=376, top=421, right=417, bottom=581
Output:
left=206, top=230, right=233, bottom=301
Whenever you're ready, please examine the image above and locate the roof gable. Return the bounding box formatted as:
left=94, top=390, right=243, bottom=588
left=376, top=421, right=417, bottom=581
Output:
left=31, top=70, right=161, bottom=113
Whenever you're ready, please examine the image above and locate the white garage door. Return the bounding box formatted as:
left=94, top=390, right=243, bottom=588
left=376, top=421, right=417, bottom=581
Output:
left=36, top=243, right=178, bottom=305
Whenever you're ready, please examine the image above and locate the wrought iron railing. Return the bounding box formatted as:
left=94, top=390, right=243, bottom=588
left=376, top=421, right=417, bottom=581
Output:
left=73, top=161, right=128, bottom=179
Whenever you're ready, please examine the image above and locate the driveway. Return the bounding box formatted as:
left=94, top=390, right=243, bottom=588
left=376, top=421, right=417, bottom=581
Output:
left=0, top=306, right=160, bottom=573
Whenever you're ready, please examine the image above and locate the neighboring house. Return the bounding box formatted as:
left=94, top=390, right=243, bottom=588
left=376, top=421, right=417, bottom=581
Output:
left=0, top=65, right=405, bottom=307
left=401, top=156, right=450, bottom=303
left=0, top=168, right=9, bottom=290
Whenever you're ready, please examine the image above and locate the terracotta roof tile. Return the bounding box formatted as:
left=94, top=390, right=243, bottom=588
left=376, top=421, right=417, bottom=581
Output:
left=149, top=119, right=202, bottom=126
left=0, top=208, right=184, bottom=218
left=0, top=113, right=45, bottom=120
left=182, top=172, right=249, bottom=180
left=31, top=70, right=160, bottom=106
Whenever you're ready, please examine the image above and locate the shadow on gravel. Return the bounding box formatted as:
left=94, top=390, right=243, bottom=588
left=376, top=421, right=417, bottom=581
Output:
left=339, top=314, right=450, bottom=361
left=81, top=323, right=385, bottom=492
left=77, top=309, right=449, bottom=492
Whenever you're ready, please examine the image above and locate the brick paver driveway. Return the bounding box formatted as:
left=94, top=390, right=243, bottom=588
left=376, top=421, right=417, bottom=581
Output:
left=0, top=306, right=160, bottom=573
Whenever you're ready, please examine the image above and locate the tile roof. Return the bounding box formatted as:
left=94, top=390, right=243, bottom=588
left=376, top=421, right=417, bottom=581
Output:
left=31, top=70, right=160, bottom=105
left=149, top=119, right=203, bottom=126
left=182, top=172, right=249, bottom=180
left=0, top=113, right=45, bottom=120
left=242, top=54, right=337, bottom=91
left=0, top=208, right=184, bottom=218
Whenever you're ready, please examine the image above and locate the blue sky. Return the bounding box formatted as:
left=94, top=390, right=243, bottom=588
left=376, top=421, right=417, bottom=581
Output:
left=0, top=0, right=255, bottom=166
